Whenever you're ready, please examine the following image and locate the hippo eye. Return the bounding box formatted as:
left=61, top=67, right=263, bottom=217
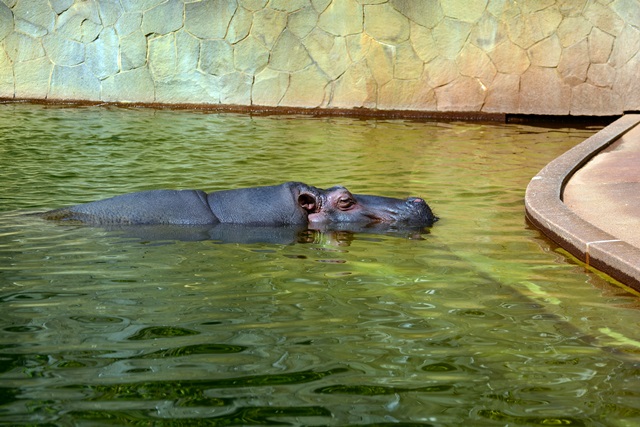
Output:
left=338, top=197, right=356, bottom=210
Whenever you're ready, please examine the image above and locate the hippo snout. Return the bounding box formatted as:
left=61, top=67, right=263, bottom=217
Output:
left=402, top=197, right=437, bottom=225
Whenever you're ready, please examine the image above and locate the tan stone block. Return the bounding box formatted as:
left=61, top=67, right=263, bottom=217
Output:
left=102, top=67, right=155, bottom=103
left=280, top=64, right=330, bottom=108
left=49, top=63, right=100, bottom=101
left=456, top=43, right=496, bottom=84
left=470, top=12, right=507, bottom=51
left=487, top=0, right=518, bottom=19
left=612, top=54, right=640, bottom=111
left=0, top=49, right=13, bottom=97
left=378, top=77, right=435, bottom=110
left=120, top=0, right=165, bottom=13
left=571, top=83, right=622, bottom=115
left=200, top=39, right=234, bottom=76
left=98, top=2, right=122, bottom=27
left=394, top=41, right=423, bottom=80
left=149, top=33, right=177, bottom=82
left=488, top=40, right=529, bottom=74
left=528, top=34, right=561, bottom=67
left=15, top=57, right=52, bottom=99
left=557, top=16, right=592, bottom=48
left=270, top=0, right=309, bottom=12
left=331, top=60, right=377, bottom=108
left=155, top=73, right=220, bottom=104
left=240, top=0, right=268, bottom=11
left=390, top=0, right=443, bottom=28
left=483, top=72, right=520, bottom=113
left=609, top=24, right=640, bottom=68
left=0, top=3, right=12, bottom=42
left=289, top=7, right=318, bottom=39
left=142, top=0, right=183, bottom=36
left=558, top=39, right=589, bottom=85
left=85, top=27, right=119, bottom=80
left=252, top=68, right=289, bottom=106
left=520, top=0, right=555, bottom=13
left=270, top=30, right=312, bottom=72
left=43, top=34, right=85, bottom=66
left=364, top=3, right=410, bottom=43
left=434, top=76, right=486, bottom=111
left=234, top=36, right=269, bottom=75
left=311, top=0, right=331, bottom=13
left=120, top=30, right=147, bottom=71
left=587, top=63, right=615, bottom=88
left=588, top=27, right=614, bottom=64
left=506, top=7, right=562, bottom=49
left=611, top=0, right=640, bottom=30
left=346, top=33, right=373, bottom=62
left=365, top=40, right=394, bottom=86
left=4, top=32, right=45, bottom=62
left=318, top=1, right=363, bottom=36
left=584, top=1, right=624, bottom=37
left=176, top=30, right=200, bottom=74
left=303, top=28, right=350, bottom=80
left=115, top=12, right=142, bottom=37
left=410, top=23, right=437, bottom=63
left=252, top=7, right=287, bottom=49
left=441, top=0, right=487, bottom=23
left=56, top=2, right=102, bottom=43
left=12, top=0, right=55, bottom=36
left=519, top=66, right=570, bottom=114
left=424, top=56, right=458, bottom=87
left=227, top=6, right=253, bottom=44
left=50, top=0, right=74, bottom=15
left=185, top=0, right=237, bottom=40
left=432, top=17, right=471, bottom=59
left=557, top=0, right=587, bottom=17
left=219, top=72, right=252, bottom=105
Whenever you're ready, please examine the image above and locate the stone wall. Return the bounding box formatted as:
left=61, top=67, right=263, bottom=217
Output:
left=0, top=0, right=638, bottom=116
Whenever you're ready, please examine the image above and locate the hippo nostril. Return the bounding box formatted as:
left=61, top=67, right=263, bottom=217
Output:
left=406, top=197, right=426, bottom=205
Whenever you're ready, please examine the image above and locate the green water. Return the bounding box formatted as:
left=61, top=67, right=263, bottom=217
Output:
left=0, top=104, right=638, bottom=426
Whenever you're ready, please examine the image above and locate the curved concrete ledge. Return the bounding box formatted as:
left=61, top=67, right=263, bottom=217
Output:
left=525, top=115, right=640, bottom=293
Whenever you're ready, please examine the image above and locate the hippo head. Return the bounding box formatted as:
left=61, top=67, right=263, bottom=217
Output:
left=298, top=185, right=436, bottom=227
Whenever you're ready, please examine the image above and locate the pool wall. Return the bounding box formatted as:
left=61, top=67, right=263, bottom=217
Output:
left=0, top=1, right=637, bottom=116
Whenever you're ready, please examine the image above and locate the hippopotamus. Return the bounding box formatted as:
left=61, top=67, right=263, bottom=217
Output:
left=41, top=182, right=436, bottom=229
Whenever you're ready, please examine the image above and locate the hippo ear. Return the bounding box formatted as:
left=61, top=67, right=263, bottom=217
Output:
left=297, top=192, right=318, bottom=213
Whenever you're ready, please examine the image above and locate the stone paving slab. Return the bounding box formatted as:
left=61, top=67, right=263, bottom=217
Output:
left=525, top=115, right=640, bottom=293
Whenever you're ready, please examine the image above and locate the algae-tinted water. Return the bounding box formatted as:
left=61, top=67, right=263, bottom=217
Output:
left=0, top=104, right=638, bottom=426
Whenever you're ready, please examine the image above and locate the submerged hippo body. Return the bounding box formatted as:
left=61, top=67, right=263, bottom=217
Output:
left=42, top=182, right=436, bottom=229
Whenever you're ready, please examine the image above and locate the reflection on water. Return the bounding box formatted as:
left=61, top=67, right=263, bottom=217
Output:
left=0, top=104, right=639, bottom=425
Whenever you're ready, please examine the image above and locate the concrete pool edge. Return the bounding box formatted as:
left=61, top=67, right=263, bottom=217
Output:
left=525, top=114, right=640, bottom=293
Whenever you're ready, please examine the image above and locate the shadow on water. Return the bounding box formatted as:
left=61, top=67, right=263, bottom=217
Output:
left=34, top=220, right=433, bottom=245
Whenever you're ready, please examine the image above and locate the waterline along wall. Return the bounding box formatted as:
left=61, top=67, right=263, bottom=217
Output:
left=0, top=0, right=638, bottom=116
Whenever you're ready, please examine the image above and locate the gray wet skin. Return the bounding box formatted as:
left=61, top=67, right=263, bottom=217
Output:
left=41, top=182, right=437, bottom=227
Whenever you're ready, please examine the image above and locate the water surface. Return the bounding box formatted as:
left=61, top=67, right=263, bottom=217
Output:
left=0, top=104, right=638, bottom=426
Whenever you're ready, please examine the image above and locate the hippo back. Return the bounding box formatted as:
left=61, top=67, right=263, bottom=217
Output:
left=43, top=190, right=218, bottom=225
left=206, top=182, right=312, bottom=225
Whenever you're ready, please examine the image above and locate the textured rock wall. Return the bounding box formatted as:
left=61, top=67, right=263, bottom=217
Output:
left=0, top=0, right=637, bottom=115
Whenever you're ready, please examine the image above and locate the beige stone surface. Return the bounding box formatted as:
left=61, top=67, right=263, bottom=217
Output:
left=520, top=66, right=570, bottom=114
left=364, top=3, right=409, bottom=44
left=528, top=35, right=561, bottom=67
left=331, top=60, right=376, bottom=108
left=318, top=1, right=362, bottom=36
left=483, top=73, right=520, bottom=113
left=588, top=27, right=614, bottom=63
left=1, top=0, right=639, bottom=115
left=488, top=40, right=529, bottom=75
